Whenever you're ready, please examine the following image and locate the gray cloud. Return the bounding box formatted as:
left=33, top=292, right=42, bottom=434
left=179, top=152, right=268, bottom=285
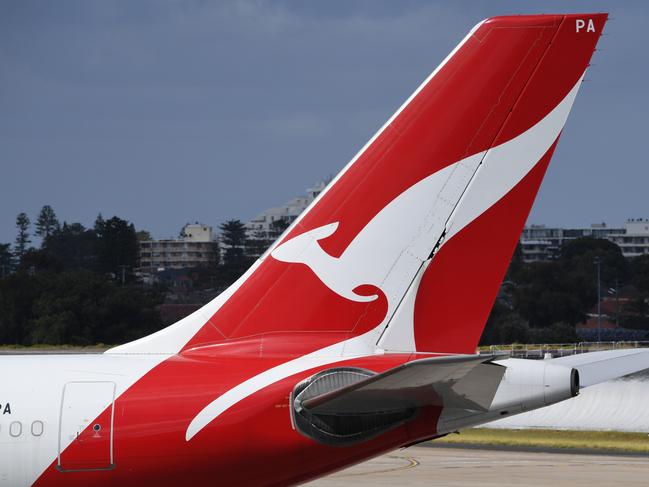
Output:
left=1, top=0, right=647, bottom=243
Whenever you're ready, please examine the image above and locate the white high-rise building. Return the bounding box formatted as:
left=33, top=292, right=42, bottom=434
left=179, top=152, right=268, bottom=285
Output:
left=245, top=181, right=328, bottom=240
left=139, top=223, right=217, bottom=272
left=520, top=219, right=649, bottom=262
left=181, top=223, right=213, bottom=242
left=608, top=219, right=649, bottom=258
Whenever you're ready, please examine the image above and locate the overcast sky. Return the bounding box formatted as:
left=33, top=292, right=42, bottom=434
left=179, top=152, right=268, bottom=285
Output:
left=1, top=0, right=647, bottom=244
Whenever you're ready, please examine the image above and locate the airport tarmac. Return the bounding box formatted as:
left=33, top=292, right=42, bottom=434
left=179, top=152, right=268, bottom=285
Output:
left=306, top=444, right=649, bottom=486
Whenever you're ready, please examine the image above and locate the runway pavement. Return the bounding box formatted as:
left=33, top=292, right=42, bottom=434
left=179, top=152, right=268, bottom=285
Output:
left=306, top=444, right=649, bottom=486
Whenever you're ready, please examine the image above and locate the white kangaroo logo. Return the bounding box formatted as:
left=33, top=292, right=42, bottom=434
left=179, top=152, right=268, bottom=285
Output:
left=271, top=221, right=379, bottom=303
left=270, top=154, right=484, bottom=308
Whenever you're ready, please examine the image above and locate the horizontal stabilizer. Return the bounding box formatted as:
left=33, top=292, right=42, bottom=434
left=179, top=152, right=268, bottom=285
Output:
left=550, top=349, right=649, bottom=387
left=299, top=354, right=506, bottom=415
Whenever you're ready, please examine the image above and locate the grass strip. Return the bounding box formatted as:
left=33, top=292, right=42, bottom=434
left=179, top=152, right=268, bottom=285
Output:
left=436, top=428, right=649, bottom=453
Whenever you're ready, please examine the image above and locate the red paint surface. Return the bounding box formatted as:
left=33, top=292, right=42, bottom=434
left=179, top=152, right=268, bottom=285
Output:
left=412, top=13, right=606, bottom=353
left=414, top=139, right=560, bottom=353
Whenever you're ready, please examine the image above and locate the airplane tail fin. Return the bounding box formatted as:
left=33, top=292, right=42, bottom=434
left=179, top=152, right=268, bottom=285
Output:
left=109, top=14, right=607, bottom=356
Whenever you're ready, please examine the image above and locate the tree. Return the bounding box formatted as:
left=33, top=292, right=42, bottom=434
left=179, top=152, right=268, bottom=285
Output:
left=211, top=240, right=221, bottom=267
left=218, top=219, right=251, bottom=286
left=480, top=301, right=530, bottom=345
left=0, top=243, right=13, bottom=277
left=43, top=222, right=99, bottom=271
left=14, top=212, right=31, bottom=260
left=0, top=266, right=165, bottom=346
left=506, top=237, right=630, bottom=329
left=269, top=218, right=290, bottom=240
left=529, top=321, right=578, bottom=343
left=0, top=269, right=164, bottom=345
left=94, top=213, right=105, bottom=234
left=246, top=219, right=290, bottom=259
left=485, top=237, right=633, bottom=345
left=0, top=272, right=38, bottom=344
left=17, top=248, right=63, bottom=274
left=560, top=237, right=629, bottom=284
left=507, top=242, right=525, bottom=282
left=219, top=219, right=248, bottom=266
left=247, top=230, right=270, bottom=259
left=136, top=230, right=152, bottom=242
left=35, top=205, right=60, bottom=242
left=96, top=216, right=138, bottom=279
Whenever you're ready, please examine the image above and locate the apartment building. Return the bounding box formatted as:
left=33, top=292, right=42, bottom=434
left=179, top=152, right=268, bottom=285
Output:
left=138, top=223, right=217, bottom=272
left=245, top=181, right=327, bottom=240
left=520, top=219, right=649, bottom=262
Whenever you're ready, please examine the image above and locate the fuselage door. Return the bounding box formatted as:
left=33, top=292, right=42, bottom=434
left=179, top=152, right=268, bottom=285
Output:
left=57, top=381, right=116, bottom=471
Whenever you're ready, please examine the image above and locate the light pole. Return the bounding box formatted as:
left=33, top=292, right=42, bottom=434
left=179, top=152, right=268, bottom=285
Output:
left=118, top=265, right=127, bottom=286
left=614, top=277, right=619, bottom=327
left=594, top=256, right=602, bottom=342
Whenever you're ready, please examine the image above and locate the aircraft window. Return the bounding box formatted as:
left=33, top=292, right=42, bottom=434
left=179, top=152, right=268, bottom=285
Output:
left=31, top=421, right=44, bottom=437
left=9, top=421, right=22, bottom=438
